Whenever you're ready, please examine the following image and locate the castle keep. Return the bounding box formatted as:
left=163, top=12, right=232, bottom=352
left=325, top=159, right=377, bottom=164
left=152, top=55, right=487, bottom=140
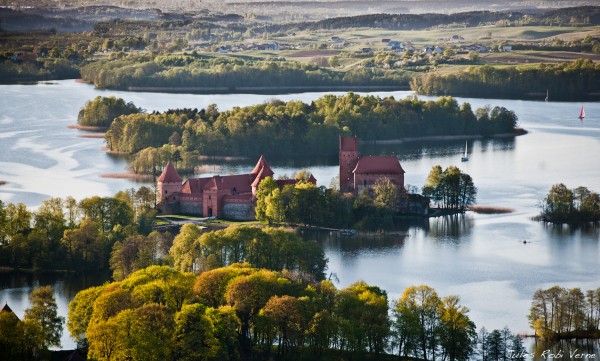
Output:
left=339, top=135, right=405, bottom=193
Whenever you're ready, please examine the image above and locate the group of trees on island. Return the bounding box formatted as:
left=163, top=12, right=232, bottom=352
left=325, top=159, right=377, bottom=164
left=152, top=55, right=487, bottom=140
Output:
left=411, top=59, right=600, bottom=101
left=529, top=285, right=600, bottom=339
left=64, top=262, right=526, bottom=361
left=254, top=175, right=429, bottom=230
left=537, top=183, right=600, bottom=224
left=81, top=93, right=518, bottom=172
left=77, top=96, right=140, bottom=128
left=423, top=165, right=477, bottom=211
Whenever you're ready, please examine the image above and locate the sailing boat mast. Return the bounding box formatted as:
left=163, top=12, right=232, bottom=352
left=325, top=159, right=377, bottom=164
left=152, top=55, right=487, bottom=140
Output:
left=579, top=106, right=585, bottom=120
left=545, top=89, right=548, bottom=102
left=461, top=141, right=469, bottom=162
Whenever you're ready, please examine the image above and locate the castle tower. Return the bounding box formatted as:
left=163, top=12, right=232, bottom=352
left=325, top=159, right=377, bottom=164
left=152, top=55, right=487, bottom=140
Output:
left=339, top=136, right=359, bottom=192
left=250, top=155, right=274, bottom=195
left=157, top=161, right=183, bottom=205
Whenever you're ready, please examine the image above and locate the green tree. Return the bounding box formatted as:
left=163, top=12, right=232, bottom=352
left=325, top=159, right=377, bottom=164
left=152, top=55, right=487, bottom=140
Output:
left=394, top=285, right=441, bottom=360
left=67, top=284, right=107, bottom=345
left=170, top=223, right=202, bottom=273
left=336, top=281, right=390, bottom=355
left=374, top=177, right=398, bottom=210
left=173, top=304, right=221, bottom=361
left=78, top=96, right=140, bottom=128
left=24, top=286, right=64, bottom=349
left=438, top=295, right=476, bottom=361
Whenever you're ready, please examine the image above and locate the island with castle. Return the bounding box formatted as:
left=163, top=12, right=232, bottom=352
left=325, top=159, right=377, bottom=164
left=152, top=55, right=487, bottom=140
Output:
left=157, top=135, right=417, bottom=220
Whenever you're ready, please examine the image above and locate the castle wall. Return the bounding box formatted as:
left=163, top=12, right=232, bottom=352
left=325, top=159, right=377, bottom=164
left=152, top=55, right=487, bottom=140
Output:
left=180, top=201, right=203, bottom=216
left=223, top=202, right=255, bottom=221
left=354, top=173, right=404, bottom=194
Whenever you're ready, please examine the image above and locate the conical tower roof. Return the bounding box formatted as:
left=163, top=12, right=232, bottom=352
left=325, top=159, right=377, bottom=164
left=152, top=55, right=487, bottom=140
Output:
left=157, top=161, right=182, bottom=183
left=250, top=155, right=274, bottom=177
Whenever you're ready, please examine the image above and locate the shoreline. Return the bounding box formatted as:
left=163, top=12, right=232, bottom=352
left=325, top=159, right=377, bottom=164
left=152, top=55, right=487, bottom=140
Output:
left=125, top=84, right=410, bottom=94
left=68, top=124, right=108, bottom=131
left=100, top=172, right=153, bottom=181
left=364, top=128, right=528, bottom=145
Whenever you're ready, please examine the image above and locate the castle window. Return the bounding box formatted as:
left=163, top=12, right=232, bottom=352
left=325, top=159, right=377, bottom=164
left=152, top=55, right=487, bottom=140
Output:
left=209, top=195, right=211, bottom=200
left=364, top=180, right=367, bottom=187
left=165, top=190, right=168, bottom=194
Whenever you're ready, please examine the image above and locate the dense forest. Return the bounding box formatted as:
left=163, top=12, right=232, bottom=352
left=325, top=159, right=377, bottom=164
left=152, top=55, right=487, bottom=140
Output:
left=0, top=193, right=326, bottom=282
left=537, top=183, right=600, bottom=224
left=79, top=55, right=409, bottom=91
left=0, top=189, right=161, bottom=273
left=63, top=263, right=527, bottom=361
left=97, top=93, right=518, bottom=170
left=274, top=7, right=600, bottom=31
left=411, top=59, right=600, bottom=101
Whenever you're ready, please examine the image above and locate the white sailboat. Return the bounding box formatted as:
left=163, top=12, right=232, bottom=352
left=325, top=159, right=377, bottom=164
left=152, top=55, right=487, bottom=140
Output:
left=545, top=89, right=548, bottom=102
left=461, top=141, right=469, bottom=162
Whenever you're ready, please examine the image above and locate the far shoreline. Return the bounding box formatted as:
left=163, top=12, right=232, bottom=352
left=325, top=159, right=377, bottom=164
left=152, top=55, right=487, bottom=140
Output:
left=364, top=128, right=527, bottom=145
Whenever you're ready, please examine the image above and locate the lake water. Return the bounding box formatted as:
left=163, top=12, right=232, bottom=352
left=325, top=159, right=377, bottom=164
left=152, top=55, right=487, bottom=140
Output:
left=0, top=80, right=599, bottom=352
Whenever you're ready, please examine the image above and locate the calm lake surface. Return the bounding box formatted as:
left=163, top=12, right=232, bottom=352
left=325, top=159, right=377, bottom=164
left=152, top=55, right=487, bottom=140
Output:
left=0, top=80, right=599, bottom=352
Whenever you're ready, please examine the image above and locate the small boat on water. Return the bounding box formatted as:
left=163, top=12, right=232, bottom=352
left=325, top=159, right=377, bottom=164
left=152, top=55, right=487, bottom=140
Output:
left=545, top=89, right=548, bottom=102
left=339, top=229, right=356, bottom=237
left=579, top=105, right=585, bottom=120
left=461, top=141, right=469, bottom=162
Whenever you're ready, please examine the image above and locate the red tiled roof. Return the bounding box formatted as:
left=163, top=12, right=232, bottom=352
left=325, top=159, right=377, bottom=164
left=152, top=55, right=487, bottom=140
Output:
left=250, top=155, right=274, bottom=177
left=157, top=161, right=182, bottom=183
left=182, top=177, right=212, bottom=194
left=1, top=303, right=19, bottom=321
left=353, top=156, right=405, bottom=174
left=203, top=174, right=253, bottom=194
left=275, top=174, right=317, bottom=188
left=340, top=136, right=358, bottom=152
left=275, top=179, right=298, bottom=188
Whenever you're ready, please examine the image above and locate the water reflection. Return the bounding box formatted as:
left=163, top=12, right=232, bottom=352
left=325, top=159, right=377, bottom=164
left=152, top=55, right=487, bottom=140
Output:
left=425, top=214, right=474, bottom=240
left=360, top=137, right=516, bottom=163
left=529, top=339, right=600, bottom=361
left=0, top=272, right=110, bottom=350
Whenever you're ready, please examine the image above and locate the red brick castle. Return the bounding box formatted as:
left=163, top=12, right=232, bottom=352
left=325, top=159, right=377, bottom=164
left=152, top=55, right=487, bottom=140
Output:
left=157, top=156, right=315, bottom=220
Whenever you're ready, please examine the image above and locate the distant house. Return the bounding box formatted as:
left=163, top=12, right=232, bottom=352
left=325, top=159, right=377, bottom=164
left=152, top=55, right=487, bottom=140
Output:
left=331, top=36, right=343, bottom=43
left=499, top=45, right=512, bottom=52
left=381, top=38, right=391, bottom=43
left=463, top=44, right=489, bottom=53
left=216, top=46, right=230, bottom=53
left=449, top=34, right=464, bottom=43
left=433, top=46, right=444, bottom=54
left=258, top=43, right=279, bottom=51
left=387, top=41, right=404, bottom=52
left=360, top=47, right=372, bottom=54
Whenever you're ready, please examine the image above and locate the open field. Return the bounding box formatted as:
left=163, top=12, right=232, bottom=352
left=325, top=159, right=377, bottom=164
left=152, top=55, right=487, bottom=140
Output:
left=481, top=50, right=600, bottom=64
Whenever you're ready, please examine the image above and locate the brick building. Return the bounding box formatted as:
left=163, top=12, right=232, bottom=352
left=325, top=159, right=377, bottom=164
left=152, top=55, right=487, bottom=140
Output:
left=157, top=156, right=315, bottom=220
left=339, top=135, right=405, bottom=194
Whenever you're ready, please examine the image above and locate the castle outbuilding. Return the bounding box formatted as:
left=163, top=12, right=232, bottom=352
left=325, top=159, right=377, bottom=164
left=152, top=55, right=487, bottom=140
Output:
left=157, top=156, right=315, bottom=220
left=339, top=135, right=405, bottom=194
